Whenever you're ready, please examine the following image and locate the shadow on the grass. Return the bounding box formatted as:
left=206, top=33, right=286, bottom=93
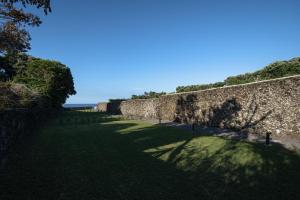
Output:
left=113, top=119, right=300, bottom=200
left=1, top=111, right=300, bottom=200
left=125, top=123, right=300, bottom=200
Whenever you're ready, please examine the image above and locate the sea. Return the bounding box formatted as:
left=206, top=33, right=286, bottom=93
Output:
left=63, top=104, right=97, bottom=109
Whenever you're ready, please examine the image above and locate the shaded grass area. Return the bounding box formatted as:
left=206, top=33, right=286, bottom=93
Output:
left=1, top=111, right=300, bottom=200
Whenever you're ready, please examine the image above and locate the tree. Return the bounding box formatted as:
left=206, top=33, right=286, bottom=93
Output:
left=0, top=0, right=51, bottom=54
left=131, top=91, right=166, bottom=99
left=13, top=58, right=76, bottom=108
left=0, top=52, right=28, bottom=80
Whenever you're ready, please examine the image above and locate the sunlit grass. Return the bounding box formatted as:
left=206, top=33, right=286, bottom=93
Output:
left=1, top=111, right=299, bottom=200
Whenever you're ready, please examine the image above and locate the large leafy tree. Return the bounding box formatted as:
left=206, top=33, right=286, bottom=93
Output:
left=0, top=52, right=28, bottom=80
left=0, top=0, right=51, bottom=54
left=14, top=58, right=76, bottom=108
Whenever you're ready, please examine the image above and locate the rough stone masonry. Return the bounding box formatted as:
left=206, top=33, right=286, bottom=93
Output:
left=99, top=75, right=300, bottom=138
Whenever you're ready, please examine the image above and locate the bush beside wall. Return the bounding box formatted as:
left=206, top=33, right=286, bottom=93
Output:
left=0, top=55, right=76, bottom=169
left=0, top=83, right=53, bottom=168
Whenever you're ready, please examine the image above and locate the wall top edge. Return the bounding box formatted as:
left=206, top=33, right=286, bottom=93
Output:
left=164, top=74, right=300, bottom=97
left=99, top=74, right=300, bottom=103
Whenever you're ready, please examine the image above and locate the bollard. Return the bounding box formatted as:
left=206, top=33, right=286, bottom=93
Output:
left=266, top=131, right=272, bottom=145
left=192, top=123, right=196, bottom=134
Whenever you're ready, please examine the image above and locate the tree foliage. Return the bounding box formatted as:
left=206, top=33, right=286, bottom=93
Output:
left=0, top=0, right=51, bottom=54
left=131, top=91, right=166, bottom=99
left=0, top=1, right=75, bottom=109
left=0, top=52, right=28, bottom=80
left=0, top=82, right=41, bottom=109
left=224, top=57, right=300, bottom=85
left=176, top=82, right=225, bottom=93
left=108, top=98, right=126, bottom=103
left=13, top=58, right=76, bottom=108
left=176, top=57, right=300, bottom=93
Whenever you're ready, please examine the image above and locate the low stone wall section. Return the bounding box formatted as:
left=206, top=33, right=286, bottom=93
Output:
left=121, top=99, right=159, bottom=120
left=96, top=100, right=125, bottom=114
left=97, top=103, right=108, bottom=112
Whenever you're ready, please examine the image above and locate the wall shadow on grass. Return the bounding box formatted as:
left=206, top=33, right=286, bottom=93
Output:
left=1, top=111, right=300, bottom=200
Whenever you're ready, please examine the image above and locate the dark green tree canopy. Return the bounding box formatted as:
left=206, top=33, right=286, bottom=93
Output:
left=13, top=58, right=76, bottom=108
left=0, top=52, right=28, bottom=80
left=131, top=91, right=166, bottom=99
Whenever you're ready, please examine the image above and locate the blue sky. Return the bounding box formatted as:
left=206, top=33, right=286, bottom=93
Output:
left=27, top=0, right=300, bottom=103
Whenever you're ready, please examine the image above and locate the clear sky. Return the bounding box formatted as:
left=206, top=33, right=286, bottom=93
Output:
left=27, top=0, right=300, bottom=104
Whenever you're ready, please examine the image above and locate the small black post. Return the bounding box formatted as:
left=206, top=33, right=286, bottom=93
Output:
left=158, top=118, right=161, bottom=124
left=266, top=131, right=272, bottom=145
left=192, top=123, right=196, bottom=134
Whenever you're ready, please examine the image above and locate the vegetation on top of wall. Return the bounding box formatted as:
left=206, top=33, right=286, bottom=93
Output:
left=108, top=98, right=127, bottom=102
left=176, top=82, right=225, bottom=93
left=131, top=91, right=166, bottom=99
left=176, top=57, right=300, bottom=93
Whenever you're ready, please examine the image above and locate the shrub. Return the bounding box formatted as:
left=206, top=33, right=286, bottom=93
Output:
left=131, top=91, right=166, bottom=99
left=0, top=82, right=43, bottom=110
left=13, top=58, right=76, bottom=108
left=176, top=57, right=300, bottom=93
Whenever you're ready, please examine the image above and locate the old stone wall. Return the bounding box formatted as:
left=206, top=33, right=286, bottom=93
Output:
left=0, top=108, right=51, bottom=169
left=97, top=102, right=108, bottom=112
left=107, top=100, right=124, bottom=114
left=0, top=83, right=53, bottom=169
left=121, top=99, right=159, bottom=120
left=96, top=100, right=125, bottom=114
left=119, top=75, right=300, bottom=137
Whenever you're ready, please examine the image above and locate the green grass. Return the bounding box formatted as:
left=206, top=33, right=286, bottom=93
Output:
left=1, top=111, right=300, bottom=200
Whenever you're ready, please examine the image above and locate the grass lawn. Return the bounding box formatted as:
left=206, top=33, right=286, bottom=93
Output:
left=1, top=111, right=300, bottom=200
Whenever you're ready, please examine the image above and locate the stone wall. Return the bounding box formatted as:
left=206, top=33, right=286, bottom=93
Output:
left=97, top=102, right=108, bottom=112
left=0, top=108, right=51, bottom=169
left=119, top=75, right=300, bottom=137
left=121, top=99, right=159, bottom=119
left=0, top=83, right=52, bottom=169
left=107, top=100, right=124, bottom=114
left=96, top=100, right=125, bottom=114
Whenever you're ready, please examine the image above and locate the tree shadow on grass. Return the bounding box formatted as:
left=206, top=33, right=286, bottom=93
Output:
left=118, top=121, right=300, bottom=200
left=1, top=111, right=300, bottom=200
left=0, top=112, right=205, bottom=200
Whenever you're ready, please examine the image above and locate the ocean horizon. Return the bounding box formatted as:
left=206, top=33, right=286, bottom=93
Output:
left=63, top=104, right=97, bottom=108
